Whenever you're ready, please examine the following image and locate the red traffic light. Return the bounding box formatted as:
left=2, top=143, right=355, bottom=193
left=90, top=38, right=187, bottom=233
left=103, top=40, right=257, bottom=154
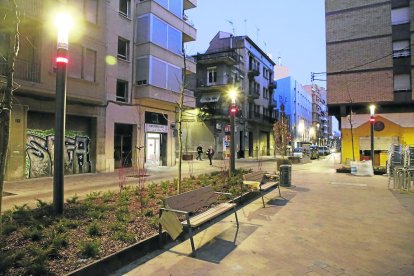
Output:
left=369, top=116, right=375, bottom=123
left=229, top=104, right=238, bottom=115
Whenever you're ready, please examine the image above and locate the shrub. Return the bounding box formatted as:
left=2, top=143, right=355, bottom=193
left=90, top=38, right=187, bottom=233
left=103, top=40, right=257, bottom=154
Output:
left=113, top=231, right=135, bottom=244
left=160, top=181, right=169, bottom=194
left=102, top=190, right=115, bottom=203
left=87, top=209, right=105, bottom=220
left=1, top=223, right=18, bottom=235
left=148, top=182, right=157, bottom=199
left=22, top=227, right=43, bottom=241
left=79, top=240, right=100, bottom=258
left=66, top=195, right=79, bottom=204
left=85, top=191, right=101, bottom=201
left=86, top=221, right=102, bottom=237
left=58, top=218, right=79, bottom=229
left=149, top=216, right=159, bottom=229
left=0, top=251, right=14, bottom=274
left=109, top=221, right=127, bottom=233
left=143, top=209, right=153, bottom=217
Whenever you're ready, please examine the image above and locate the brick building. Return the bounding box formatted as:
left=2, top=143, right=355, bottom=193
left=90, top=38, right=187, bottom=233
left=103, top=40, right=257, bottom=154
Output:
left=325, top=0, right=414, bottom=165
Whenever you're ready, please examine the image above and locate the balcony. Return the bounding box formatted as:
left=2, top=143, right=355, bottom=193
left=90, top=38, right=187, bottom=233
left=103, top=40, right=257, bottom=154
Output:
left=0, top=58, right=40, bottom=83
left=247, top=68, right=260, bottom=79
left=196, top=50, right=239, bottom=66
left=196, top=76, right=233, bottom=91
left=247, top=86, right=260, bottom=101
left=268, top=82, right=276, bottom=90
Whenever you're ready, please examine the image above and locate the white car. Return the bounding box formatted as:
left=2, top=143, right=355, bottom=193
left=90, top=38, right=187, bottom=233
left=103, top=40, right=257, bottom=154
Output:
left=293, top=147, right=303, bottom=158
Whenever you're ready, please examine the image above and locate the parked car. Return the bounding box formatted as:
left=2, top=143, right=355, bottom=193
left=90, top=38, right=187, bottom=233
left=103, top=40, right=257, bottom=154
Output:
left=310, top=146, right=319, bottom=159
left=318, top=146, right=330, bottom=156
left=293, top=147, right=304, bottom=158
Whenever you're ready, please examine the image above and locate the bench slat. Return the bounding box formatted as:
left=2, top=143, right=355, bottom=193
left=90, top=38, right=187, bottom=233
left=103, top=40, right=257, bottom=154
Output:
left=164, top=186, right=217, bottom=212
left=261, top=181, right=278, bottom=191
left=183, top=202, right=236, bottom=228
left=243, top=171, right=264, bottom=182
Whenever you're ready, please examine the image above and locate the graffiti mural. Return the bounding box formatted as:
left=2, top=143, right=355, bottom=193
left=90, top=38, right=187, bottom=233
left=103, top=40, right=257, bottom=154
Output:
left=26, top=129, right=92, bottom=178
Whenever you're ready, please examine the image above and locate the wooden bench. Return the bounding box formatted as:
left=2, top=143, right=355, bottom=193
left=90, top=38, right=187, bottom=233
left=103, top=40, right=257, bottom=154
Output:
left=159, top=186, right=239, bottom=256
left=243, top=171, right=281, bottom=207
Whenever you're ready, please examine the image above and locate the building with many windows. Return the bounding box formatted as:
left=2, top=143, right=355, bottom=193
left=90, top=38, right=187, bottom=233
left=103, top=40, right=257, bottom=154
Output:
left=0, top=0, right=197, bottom=180
left=326, top=0, right=414, bottom=166
left=188, top=32, right=276, bottom=159
left=275, top=77, right=312, bottom=147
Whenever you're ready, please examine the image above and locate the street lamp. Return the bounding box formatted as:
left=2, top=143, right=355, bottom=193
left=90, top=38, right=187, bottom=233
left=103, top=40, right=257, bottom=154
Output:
left=309, top=127, right=315, bottom=143
left=316, top=123, right=320, bottom=146
left=228, top=88, right=238, bottom=176
left=369, top=104, right=376, bottom=168
left=298, top=120, right=305, bottom=146
left=53, top=12, right=73, bottom=214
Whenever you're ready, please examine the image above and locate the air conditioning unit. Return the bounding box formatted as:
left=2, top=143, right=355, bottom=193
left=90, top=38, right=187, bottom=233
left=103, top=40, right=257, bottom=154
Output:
left=136, top=80, right=147, bottom=85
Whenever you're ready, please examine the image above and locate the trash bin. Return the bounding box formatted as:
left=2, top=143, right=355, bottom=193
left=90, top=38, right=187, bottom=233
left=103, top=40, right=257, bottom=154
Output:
left=280, top=164, right=292, bottom=187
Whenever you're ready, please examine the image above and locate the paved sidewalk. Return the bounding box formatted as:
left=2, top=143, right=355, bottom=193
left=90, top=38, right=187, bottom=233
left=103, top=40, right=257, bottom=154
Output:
left=113, top=156, right=414, bottom=275
left=2, top=157, right=278, bottom=211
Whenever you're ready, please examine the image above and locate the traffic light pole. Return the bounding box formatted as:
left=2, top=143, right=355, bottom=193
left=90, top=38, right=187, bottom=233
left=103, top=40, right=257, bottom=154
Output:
left=230, top=114, right=236, bottom=177
left=370, top=116, right=374, bottom=168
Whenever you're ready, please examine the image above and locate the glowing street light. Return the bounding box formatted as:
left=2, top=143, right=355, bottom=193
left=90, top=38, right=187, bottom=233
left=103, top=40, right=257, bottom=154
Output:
left=53, top=12, right=73, bottom=214
left=369, top=104, right=376, bottom=168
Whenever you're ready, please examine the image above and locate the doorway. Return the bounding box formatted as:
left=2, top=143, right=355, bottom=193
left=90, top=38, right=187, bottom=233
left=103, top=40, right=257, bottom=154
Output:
left=114, top=123, right=133, bottom=168
left=146, top=133, right=161, bottom=166
left=248, top=131, right=253, bottom=157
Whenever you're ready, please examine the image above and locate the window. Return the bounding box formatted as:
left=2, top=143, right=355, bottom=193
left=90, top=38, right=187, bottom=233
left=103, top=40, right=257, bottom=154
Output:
left=68, top=44, right=97, bottom=82
left=116, top=80, right=128, bottom=102
left=391, top=7, right=410, bottom=25
left=152, top=16, right=168, bottom=49
left=84, top=49, right=96, bottom=82
left=119, top=0, right=131, bottom=17
left=393, top=74, right=411, bottom=91
left=118, top=37, right=130, bottom=60
left=263, top=87, right=269, bottom=99
left=207, top=67, right=217, bottom=85
left=154, top=0, right=183, bottom=18
left=393, top=40, right=410, bottom=58
left=85, top=0, right=98, bottom=24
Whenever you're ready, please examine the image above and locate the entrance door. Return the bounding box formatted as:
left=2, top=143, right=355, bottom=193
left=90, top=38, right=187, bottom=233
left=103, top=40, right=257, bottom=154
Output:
left=249, top=131, right=253, bottom=157
left=146, top=133, right=161, bottom=166
left=114, top=124, right=133, bottom=168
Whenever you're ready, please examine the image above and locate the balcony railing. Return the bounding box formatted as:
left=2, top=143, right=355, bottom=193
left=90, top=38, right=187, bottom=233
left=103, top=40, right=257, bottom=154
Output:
left=197, top=76, right=235, bottom=88
left=0, top=58, right=41, bottom=83
left=196, top=50, right=239, bottom=65
left=393, top=49, right=411, bottom=58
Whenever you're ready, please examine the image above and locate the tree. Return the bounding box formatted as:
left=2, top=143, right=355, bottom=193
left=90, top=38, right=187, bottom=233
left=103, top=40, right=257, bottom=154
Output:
left=0, top=0, right=19, bottom=227
left=273, top=104, right=289, bottom=157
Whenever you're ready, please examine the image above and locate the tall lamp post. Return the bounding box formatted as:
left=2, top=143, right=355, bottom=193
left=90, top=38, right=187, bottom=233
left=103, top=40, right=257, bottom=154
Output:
left=53, top=13, right=73, bottom=214
left=316, top=123, right=320, bottom=146
left=369, top=104, right=376, bottom=168
left=229, top=88, right=238, bottom=176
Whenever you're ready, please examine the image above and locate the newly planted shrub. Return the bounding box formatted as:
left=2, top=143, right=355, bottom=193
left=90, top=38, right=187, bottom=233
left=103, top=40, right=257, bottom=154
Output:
left=87, top=221, right=102, bottom=237
left=79, top=240, right=100, bottom=258
left=1, top=223, right=18, bottom=235
left=66, top=195, right=79, bottom=204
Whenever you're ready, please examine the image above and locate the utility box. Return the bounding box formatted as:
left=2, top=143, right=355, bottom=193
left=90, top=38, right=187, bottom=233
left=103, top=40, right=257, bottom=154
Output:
left=280, top=164, right=292, bottom=187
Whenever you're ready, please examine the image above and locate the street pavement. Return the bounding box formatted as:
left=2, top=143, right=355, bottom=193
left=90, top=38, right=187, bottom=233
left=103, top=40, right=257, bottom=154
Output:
left=2, top=156, right=280, bottom=211
left=112, top=154, right=414, bottom=276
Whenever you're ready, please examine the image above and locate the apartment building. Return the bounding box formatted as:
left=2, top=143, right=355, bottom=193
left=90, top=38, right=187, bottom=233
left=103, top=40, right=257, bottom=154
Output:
left=105, top=0, right=196, bottom=169
left=276, top=77, right=312, bottom=147
left=0, top=0, right=197, bottom=180
left=303, top=84, right=329, bottom=146
left=189, top=32, right=276, bottom=159
left=326, top=0, right=414, bottom=166
left=1, top=0, right=107, bottom=180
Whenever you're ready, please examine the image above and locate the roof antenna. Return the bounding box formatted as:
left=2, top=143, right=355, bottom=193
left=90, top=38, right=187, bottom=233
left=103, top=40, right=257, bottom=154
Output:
left=244, top=19, right=247, bottom=35
left=226, top=20, right=235, bottom=35
left=255, top=26, right=260, bottom=43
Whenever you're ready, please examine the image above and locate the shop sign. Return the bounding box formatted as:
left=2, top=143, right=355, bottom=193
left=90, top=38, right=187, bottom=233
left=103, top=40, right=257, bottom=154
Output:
left=145, top=124, right=168, bottom=133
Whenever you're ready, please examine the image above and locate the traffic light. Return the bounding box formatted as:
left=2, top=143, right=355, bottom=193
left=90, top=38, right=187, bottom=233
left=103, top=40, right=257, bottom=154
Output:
left=369, top=116, right=375, bottom=123
left=229, top=104, right=238, bottom=115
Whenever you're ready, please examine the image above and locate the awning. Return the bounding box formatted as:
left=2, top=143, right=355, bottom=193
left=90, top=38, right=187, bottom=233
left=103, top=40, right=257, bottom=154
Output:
left=200, top=94, right=220, bottom=103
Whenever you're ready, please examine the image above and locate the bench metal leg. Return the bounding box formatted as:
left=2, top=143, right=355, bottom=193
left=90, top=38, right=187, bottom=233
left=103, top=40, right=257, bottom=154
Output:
left=233, top=206, right=239, bottom=228
left=158, top=209, right=163, bottom=248
left=186, top=214, right=196, bottom=257
left=277, top=184, right=282, bottom=197
left=260, top=187, right=265, bottom=208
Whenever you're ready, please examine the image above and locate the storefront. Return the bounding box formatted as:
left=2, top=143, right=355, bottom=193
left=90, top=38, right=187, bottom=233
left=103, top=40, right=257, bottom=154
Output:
left=144, top=112, right=168, bottom=166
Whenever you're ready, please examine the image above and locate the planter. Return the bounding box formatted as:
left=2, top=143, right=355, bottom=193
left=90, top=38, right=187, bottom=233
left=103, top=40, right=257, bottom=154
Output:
left=182, top=153, right=193, bottom=161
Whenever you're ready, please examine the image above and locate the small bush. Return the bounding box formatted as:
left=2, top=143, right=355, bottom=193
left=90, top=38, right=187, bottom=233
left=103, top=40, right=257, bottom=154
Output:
left=113, top=231, right=135, bottom=243
left=58, top=218, right=79, bottom=229
left=143, top=209, right=153, bottom=217
left=86, top=221, right=102, bottom=237
left=102, top=191, right=115, bottom=203
left=109, top=221, right=127, bottom=232
left=1, top=223, right=18, bottom=235
left=85, top=191, right=101, bottom=201
left=66, top=195, right=79, bottom=204
left=0, top=251, right=14, bottom=274
left=87, top=209, right=105, bottom=220
left=149, top=216, right=159, bottom=229
left=22, top=227, right=43, bottom=241
left=79, top=240, right=100, bottom=258
left=160, top=181, right=169, bottom=194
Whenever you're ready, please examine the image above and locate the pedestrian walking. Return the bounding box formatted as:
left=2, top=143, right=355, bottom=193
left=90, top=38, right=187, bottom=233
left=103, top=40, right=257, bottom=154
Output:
left=207, top=146, right=215, bottom=166
left=196, top=144, right=203, bottom=160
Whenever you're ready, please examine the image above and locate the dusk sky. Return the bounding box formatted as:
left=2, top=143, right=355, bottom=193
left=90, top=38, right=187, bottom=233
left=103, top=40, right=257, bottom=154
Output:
left=186, top=0, right=326, bottom=86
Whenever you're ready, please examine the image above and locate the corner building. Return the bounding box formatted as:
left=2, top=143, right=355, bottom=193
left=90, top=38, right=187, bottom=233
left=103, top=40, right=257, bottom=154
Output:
left=326, top=0, right=414, bottom=166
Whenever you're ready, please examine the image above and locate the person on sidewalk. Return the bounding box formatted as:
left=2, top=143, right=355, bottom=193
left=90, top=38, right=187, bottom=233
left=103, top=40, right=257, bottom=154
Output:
left=196, top=144, right=203, bottom=160
left=207, top=146, right=215, bottom=166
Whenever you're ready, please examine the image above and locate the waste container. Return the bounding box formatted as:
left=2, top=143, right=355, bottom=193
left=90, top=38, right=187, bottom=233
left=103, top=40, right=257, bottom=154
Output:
left=280, top=164, right=292, bottom=187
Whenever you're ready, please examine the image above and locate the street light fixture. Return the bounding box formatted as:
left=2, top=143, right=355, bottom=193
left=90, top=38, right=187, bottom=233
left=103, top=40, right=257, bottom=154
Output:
left=53, top=12, right=73, bottom=214
left=316, top=123, right=320, bottom=146
left=228, top=88, right=238, bottom=176
left=369, top=104, right=376, bottom=168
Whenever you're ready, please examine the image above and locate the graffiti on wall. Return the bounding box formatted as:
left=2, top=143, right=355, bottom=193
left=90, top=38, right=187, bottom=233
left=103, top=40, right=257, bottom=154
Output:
left=26, top=129, right=92, bottom=178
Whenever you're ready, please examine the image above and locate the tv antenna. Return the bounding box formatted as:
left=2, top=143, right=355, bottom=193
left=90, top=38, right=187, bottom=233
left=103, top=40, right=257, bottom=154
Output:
left=244, top=19, right=247, bottom=35
left=256, top=26, right=260, bottom=42
left=226, top=20, right=236, bottom=35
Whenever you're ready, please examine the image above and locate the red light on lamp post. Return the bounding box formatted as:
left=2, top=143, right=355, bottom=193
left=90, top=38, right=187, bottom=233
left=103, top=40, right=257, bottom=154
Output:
left=369, top=105, right=376, bottom=168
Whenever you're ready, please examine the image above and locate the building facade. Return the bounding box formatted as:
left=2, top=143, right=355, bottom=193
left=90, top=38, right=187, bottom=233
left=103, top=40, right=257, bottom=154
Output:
left=189, top=32, right=276, bottom=159
left=275, top=77, right=312, bottom=147
left=1, top=0, right=197, bottom=180
left=326, top=0, right=414, bottom=165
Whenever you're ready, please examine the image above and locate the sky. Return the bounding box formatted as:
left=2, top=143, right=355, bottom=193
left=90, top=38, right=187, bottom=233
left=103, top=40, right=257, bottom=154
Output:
left=186, top=0, right=326, bottom=86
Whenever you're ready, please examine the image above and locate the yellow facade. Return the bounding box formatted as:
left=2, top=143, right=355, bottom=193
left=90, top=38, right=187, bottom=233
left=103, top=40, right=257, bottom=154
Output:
left=341, top=115, right=414, bottom=166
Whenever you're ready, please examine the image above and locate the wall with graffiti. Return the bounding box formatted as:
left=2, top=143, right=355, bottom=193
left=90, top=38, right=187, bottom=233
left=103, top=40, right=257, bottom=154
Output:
left=25, top=129, right=92, bottom=178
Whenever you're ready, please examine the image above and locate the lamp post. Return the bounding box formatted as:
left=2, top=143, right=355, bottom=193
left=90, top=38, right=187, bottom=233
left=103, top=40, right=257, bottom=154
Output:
left=298, top=120, right=305, bottom=146
left=53, top=13, right=73, bottom=214
left=229, top=88, right=238, bottom=176
left=316, top=123, right=320, bottom=146
left=369, top=104, right=376, bottom=168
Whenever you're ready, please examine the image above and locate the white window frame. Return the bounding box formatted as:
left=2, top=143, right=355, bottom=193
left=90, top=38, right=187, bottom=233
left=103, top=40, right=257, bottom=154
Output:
left=119, top=0, right=131, bottom=18
left=117, top=37, right=130, bottom=61
left=207, top=67, right=217, bottom=85
left=116, top=79, right=129, bottom=102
